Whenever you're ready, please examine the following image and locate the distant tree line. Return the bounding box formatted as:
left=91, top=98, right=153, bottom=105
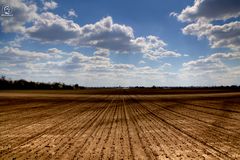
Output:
left=132, top=85, right=240, bottom=89
left=0, top=76, right=85, bottom=90
left=1, top=75, right=240, bottom=90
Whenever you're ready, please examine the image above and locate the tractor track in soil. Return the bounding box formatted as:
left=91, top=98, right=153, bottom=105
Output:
left=0, top=91, right=239, bottom=159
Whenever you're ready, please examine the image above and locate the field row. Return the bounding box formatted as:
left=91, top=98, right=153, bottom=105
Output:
left=0, top=93, right=240, bottom=159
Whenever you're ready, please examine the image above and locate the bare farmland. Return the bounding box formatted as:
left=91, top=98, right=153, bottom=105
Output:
left=0, top=90, right=240, bottom=159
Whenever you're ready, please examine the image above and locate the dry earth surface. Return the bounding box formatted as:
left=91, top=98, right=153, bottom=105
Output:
left=0, top=89, right=240, bottom=160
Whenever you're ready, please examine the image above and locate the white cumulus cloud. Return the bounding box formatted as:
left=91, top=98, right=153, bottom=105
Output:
left=43, top=0, right=58, bottom=10
left=68, top=9, right=78, bottom=18
left=0, top=0, right=38, bottom=33
left=178, top=0, right=240, bottom=22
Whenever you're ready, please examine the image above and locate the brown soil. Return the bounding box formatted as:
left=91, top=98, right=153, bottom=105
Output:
left=0, top=90, right=240, bottom=159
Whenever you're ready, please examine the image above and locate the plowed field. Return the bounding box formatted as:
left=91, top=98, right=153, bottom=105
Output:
left=0, top=90, right=240, bottom=159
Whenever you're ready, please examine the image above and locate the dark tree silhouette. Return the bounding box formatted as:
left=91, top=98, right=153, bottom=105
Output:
left=0, top=75, right=239, bottom=90
left=0, top=76, right=85, bottom=90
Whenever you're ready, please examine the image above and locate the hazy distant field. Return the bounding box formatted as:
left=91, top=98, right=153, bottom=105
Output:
left=0, top=89, right=240, bottom=159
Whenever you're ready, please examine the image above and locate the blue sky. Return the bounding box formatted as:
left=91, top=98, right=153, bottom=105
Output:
left=0, top=0, right=240, bottom=86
